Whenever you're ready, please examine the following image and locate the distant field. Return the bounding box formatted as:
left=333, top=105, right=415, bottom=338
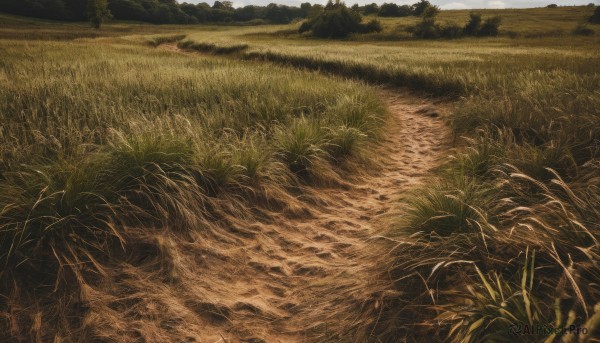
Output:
left=0, top=13, right=189, bottom=40
left=374, top=5, right=597, bottom=37
left=1, top=5, right=600, bottom=342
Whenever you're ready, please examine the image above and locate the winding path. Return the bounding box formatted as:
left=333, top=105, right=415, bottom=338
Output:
left=152, top=44, right=451, bottom=342
left=188, top=90, right=451, bottom=342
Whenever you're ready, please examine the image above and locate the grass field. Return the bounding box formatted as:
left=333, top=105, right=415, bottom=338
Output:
left=1, top=5, right=600, bottom=342
left=0, top=18, right=387, bottom=340
left=373, top=5, right=597, bottom=37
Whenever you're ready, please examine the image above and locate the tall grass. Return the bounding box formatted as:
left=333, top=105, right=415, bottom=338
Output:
left=2, top=7, right=599, bottom=340
left=0, top=37, right=386, bottom=340
left=175, top=9, right=600, bottom=342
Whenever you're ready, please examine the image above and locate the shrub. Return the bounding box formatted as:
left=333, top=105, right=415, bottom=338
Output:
left=87, top=0, right=112, bottom=29
left=299, top=0, right=382, bottom=38
left=146, top=34, right=187, bottom=47
left=440, top=23, right=464, bottom=39
left=463, top=13, right=501, bottom=37
left=378, top=3, right=399, bottom=17
left=464, top=12, right=482, bottom=35
left=410, top=6, right=440, bottom=39
left=409, top=19, right=438, bottom=38
left=478, top=15, right=501, bottom=36
left=412, top=0, right=433, bottom=16
left=363, top=3, right=379, bottom=15
left=546, top=3, right=558, bottom=8
left=359, top=19, right=383, bottom=33
left=573, top=23, right=595, bottom=35
left=298, top=20, right=313, bottom=33
left=310, top=7, right=362, bottom=38
left=506, top=30, right=519, bottom=38
left=177, top=40, right=249, bottom=54
left=378, top=3, right=411, bottom=17
left=590, top=6, right=600, bottom=24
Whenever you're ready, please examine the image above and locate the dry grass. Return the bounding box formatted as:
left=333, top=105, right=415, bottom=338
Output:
left=2, top=5, right=600, bottom=342
left=0, top=29, right=387, bottom=341
left=173, top=6, right=600, bottom=341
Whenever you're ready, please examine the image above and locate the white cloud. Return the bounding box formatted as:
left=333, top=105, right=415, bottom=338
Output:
left=441, top=2, right=469, bottom=9
left=487, top=0, right=507, bottom=8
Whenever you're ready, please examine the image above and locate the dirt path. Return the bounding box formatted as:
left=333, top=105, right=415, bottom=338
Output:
left=152, top=44, right=451, bottom=342
left=174, top=91, right=452, bottom=343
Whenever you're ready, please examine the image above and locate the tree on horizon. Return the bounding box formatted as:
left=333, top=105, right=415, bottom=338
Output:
left=87, top=0, right=112, bottom=28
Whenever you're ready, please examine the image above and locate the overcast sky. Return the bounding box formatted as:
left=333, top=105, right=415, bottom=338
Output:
left=182, top=0, right=597, bottom=9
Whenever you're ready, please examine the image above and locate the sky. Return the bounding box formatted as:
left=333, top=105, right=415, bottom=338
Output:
left=182, top=0, right=598, bottom=9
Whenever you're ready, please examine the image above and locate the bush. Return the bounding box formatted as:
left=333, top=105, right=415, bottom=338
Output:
left=410, top=6, right=441, bottom=39
left=462, top=12, right=501, bottom=37
left=464, top=12, right=482, bottom=35
left=506, top=30, right=519, bottom=38
left=546, top=3, right=558, bottom=8
left=177, top=40, right=249, bottom=54
left=299, top=20, right=313, bottom=33
left=590, top=6, right=600, bottom=24
left=363, top=3, right=379, bottom=15
left=378, top=3, right=412, bottom=17
left=412, top=0, right=433, bottom=16
left=378, top=3, right=400, bottom=17
left=359, top=19, right=383, bottom=33
left=411, top=18, right=439, bottom=39
left=573, top=23, right=595, bottom=35
left=440, top=23, right=464, bottom=39
left=478, top=15, right=501, bottom=36
left=311, top=7, right=362, bottom=38
left=299, top=0, right=382, bottom=38
left=146, top=34, right=187, bottom=47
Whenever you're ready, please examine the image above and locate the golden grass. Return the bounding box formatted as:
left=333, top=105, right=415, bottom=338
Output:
left=1, top=5, right=600, bottom=341
left=0, top=28, right=387, bottom=341
left=169, top=5, right=600, bottom=341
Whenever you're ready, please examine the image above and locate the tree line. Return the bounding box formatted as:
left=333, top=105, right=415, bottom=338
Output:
left=0, top=0, right=321, bottom=25
left=0, top=0, right=450, bottom=26
left=353, top=0, right=436, bottom=18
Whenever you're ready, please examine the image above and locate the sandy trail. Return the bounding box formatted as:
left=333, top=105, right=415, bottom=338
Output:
left=181, top=91, right=452, bottom=342
left=149, top=45, right=451, bottom=342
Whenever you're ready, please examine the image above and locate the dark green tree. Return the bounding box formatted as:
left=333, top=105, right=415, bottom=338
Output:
left=378, top=3, right=400, bottom=17
left=411, top=5, right=439, bottom=38
left=412, top=0, right=432, bottom=16
left=300, top=2, right=312, bottom=16
left=479, top=15, right=501, bottom=36
left=299, top=0, right=381, bottom=38
left=363, top=3, right=379, bottom=15
left=87, top=0, right=112, bottom=29
left=464, top=12, right=482, bottom=35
